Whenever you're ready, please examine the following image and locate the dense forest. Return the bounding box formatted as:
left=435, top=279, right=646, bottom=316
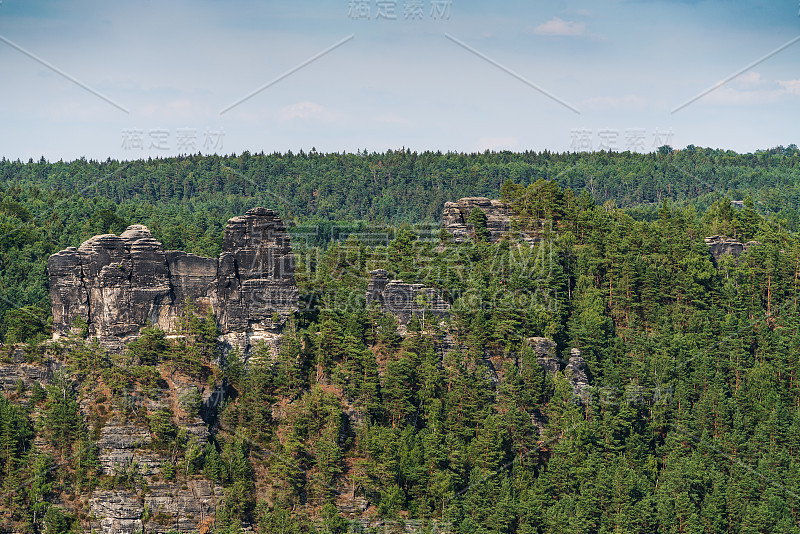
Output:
left=1, top=150, right=800, bottom=533
left=1, top=145, right=800, bottom=330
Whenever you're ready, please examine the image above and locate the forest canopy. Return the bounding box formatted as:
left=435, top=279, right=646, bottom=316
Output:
left=0, top=149, right=799, bottom=533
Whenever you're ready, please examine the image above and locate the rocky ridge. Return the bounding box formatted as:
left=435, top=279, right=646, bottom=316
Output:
left=47, top=208, right=298, bottom=353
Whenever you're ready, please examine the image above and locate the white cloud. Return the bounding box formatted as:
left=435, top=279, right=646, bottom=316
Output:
left=533, top=17, right=586, bottom=37
left=778, top=80, right=800, bottom=95
left=139, top=99, right=198, bottom=121
left=735, top=71, right=762, bottom=87
left=702, top=78, right=800, bottom=106
left=703, top=86, right=776, bottom=106
left=278, top=102, right=335, bottom=121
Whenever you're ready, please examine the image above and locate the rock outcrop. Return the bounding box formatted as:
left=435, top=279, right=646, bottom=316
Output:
left=88, top=481, right=220, bottom=534
left=48, top=208, right=298, bottom=352
left=96, top=424, right=154, bottom=474
left=527, top=338, right=590, bottom=403
left=442, top=197, right=512, bottom=242
left=565, top=348, right=590, bottom=401
left=366, top=269, right=450, bottom=325
left=0, top=349, right=62, bottom=393
left=143, top=480, right=219, bottom=532
left=89, top=491, right=143, bottom=534
left=528, top=337, right=561, bottom=375
left=704, top=235, right=760, bottom=266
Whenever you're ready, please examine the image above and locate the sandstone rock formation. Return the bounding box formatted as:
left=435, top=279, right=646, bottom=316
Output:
left=565, top=348, right=590, bottom=401
left=442, top=197, right=512, bottom=242
left=526, top=337, right=590, bottom=403
left=0, top=348, right=62, bottom=392
left=48, top=208, right=298, bottom=352
left=96, top=424, right=157, bottom=476
left=528, top=336, right=560, bottom=375
left=704, top=235, right=761, bottom=266
left=366, top=269, right=450, bottom=325
left=89, top=491, right=143, bottom=534
left=88, top=480, right=220, bottom=534
left=143, top=479, right=219, bottom=532
left=3, top=342, right=222, bottom=533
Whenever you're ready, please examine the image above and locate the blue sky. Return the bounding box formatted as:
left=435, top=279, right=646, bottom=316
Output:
left=0, top=0, right=798, bottom=160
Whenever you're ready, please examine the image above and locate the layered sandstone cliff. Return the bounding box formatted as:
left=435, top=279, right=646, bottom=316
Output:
left=441, top=197, right=512, bottom=242
left=47, top=207, right=298, bottom=352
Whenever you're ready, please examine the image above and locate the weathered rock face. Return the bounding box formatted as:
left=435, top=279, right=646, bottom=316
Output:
left=96, top=424, right=157, bottom=476
left=88, top=481, right=220, bottom=534
left=89, top=491, right=143, bottom=534
left=526, top=338, right=590, bottom=403
left=216, top=208, right=298, bottom=334
left=442, top=197, right=512, bottom=242
left=528, top=336, right=560, bottom=375
left=48, top=208, right=298, bottom=352
left=705, top=235, right=760, bottom=266
left=565, top=348, right=590, bottom=400
left=143, top=480, right=220, bottom=533
left=366, top=269, right=450, bottom=325
left=0, top=348, right=63, bottom=393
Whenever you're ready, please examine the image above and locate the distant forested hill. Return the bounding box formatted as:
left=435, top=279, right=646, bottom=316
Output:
left=2, top=145, right=800, bottom=225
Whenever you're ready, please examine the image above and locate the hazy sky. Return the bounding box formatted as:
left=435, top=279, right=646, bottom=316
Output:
left=0, top=0, right=798, bottom=160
